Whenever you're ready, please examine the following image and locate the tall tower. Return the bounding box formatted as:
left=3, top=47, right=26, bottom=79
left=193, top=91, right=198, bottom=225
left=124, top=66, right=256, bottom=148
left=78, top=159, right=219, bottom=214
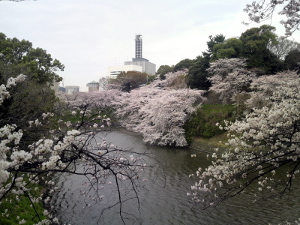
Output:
left=123, top=34, right=156, bottom=75
left=135, top=34, right=142, bottom=58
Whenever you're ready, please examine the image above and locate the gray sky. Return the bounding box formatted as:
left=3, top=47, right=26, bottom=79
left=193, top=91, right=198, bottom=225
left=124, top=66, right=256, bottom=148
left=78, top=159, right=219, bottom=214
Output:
left=1, top=0, right=298, bottom=91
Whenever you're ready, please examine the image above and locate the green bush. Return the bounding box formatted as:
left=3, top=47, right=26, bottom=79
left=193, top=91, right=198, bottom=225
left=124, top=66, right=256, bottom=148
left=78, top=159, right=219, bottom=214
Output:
left=184, top=104, right=235, bottom=145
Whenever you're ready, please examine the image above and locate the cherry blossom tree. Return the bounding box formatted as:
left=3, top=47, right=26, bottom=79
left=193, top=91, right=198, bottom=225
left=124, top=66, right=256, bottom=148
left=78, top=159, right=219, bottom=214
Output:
left=244, top=0, right=300, bottom=36
left=112, top=71, right=206, bottom=147
left=0, top=76, right=148, bottom=224
left=190, top=71, right=300, bottom=207
left=154, top=69, right=189, bottom=89
left=57, top=71, right=204, bottom=148
left=245, top=70, right=299, bottom=109
left=207, top=58, right=255, bottom=110
left=57, top=90, right=122, bottom=119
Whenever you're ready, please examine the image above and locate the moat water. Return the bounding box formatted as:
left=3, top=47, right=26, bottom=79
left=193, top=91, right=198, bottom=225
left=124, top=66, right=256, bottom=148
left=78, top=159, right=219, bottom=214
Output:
left=52, top=129, right=300, bottom=225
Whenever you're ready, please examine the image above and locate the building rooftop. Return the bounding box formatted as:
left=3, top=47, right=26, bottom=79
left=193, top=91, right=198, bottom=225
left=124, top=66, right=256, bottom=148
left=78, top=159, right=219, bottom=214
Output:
left=87, top=80, right=99, bottom=84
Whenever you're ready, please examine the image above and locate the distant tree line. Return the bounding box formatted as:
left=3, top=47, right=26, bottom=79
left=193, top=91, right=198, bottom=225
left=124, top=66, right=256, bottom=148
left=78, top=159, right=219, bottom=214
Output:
left=156, top=25, right=300, bottom=91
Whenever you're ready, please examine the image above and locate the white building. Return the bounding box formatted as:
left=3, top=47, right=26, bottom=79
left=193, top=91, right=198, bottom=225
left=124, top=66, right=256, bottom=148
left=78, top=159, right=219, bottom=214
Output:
left=65, top=86, right=80, bottom=94
left=107, top=64, right=143, bottom=78
left=125, top=34, right=156, bottom=75
left=125, top=58, right=156, bottom=76
left=107, top=34, right=156, bottom=78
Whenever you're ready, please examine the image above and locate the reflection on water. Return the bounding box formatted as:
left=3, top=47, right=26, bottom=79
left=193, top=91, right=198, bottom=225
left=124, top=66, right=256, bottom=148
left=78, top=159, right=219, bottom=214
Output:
left=52, top=129, right=300, bottom=225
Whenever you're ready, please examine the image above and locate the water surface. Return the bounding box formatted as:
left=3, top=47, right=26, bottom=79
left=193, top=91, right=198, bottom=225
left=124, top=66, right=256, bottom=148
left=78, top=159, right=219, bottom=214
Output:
left=52, top=129, right=300, bottom=225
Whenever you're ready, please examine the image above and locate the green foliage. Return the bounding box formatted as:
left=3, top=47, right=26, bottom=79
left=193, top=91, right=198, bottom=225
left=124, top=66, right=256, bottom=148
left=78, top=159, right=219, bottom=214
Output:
left=184, top=104, right=235, bottom=145
left=206, top=34, right=226, bottom=55
left=206, top=25, right=286, bottom=74
left=185, top=34, right=226, bottom=90
left=156, top=65, right=174, bottom=80
left=239, top=25, right=284, bottom=74
left=0, top=77, right=59, bottom=149
left=147, top=74, right=156, bottom=83
left=0, top=32, right=64, bottom=85
left=173, top=58, right=195, bottom=72
left=0, top=33, right=63, bottom=150
left=187, top=56, right=211, bottom=90
left=285, top=49, right=300, bottom=73
left=211, top=38, right=243, bottom=60
left=240, top=25, right=277, bottom=50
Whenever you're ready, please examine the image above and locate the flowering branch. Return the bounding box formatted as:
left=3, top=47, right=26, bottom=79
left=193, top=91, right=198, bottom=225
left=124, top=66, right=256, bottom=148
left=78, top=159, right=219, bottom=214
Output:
left=190, top=71, right=300, bottom=207
left=244, top=0, right=300, bottom=36
left=0, top=75, right=149, bottom=224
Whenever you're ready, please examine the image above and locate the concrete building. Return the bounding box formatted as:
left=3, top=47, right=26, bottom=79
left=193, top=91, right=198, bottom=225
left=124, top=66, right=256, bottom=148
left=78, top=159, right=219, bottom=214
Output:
left=135, top=34, right=142, bottom=58
left=86, top=80, right=100, bottom=92
left=125, top=34, right=156, bottom=75
left=65, top=86, right=80, bottom=94
left=124, top=58, right=156, bottom=76
left=107, top=34, right=156, bottom=77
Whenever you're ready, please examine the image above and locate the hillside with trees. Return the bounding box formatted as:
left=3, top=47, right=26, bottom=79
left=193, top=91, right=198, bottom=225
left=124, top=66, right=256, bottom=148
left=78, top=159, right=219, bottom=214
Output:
left=157, top=24, right=300, bottom=91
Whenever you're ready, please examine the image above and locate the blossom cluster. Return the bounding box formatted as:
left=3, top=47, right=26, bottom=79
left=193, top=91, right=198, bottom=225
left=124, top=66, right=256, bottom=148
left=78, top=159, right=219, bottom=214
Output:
left=60, top=71, right=205, bottom=147
left=207, top=58, right=255, bottom=106
left=0, top=74, right=26, bottom=104
left=191, top=71, right=300, bottom=205
left=0, top=75, right=148, bottom=224
left=112, top=71, right=205, bottom=146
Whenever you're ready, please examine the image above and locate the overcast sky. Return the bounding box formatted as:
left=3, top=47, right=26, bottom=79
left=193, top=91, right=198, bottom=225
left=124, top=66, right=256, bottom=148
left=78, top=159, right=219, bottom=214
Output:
left=1, top=0, right=299, bottom=91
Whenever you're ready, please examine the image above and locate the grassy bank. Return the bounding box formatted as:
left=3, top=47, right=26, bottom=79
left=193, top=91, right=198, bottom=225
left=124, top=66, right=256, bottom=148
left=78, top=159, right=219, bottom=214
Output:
left=189, top=132, right=229, bottom=153
left=185, top=104, right=235, bottom=145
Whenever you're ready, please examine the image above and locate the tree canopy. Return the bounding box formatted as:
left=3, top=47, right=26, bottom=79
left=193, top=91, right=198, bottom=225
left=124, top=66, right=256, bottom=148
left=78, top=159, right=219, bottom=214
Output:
left=285, top=49, right=300, bottom=72
left=0, top=33, right=64, bottom=85
left=173, top=58, right=195, bottom=72
left=239, top=25, right=285, bottom=74
left=156, top=64, right=174, bottom=80
left=207, top=25, right=286, bottom=75
left=187, top=55, right=211, bottom=90
left=0, top=33, right=63, bottom=149
left=211, top=38, right=243, bottom=60
left=185, top=34, right=226, bottom=90
left=206, top=34, right=226, bottom=56
left=207, top=58, right=254, bottom=107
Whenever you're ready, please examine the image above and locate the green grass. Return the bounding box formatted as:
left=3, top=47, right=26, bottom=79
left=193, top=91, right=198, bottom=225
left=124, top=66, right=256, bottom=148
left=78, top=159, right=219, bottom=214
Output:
left=190, top=132, right=229, bottom=150
left=184, top=104, right=236, bottom=145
